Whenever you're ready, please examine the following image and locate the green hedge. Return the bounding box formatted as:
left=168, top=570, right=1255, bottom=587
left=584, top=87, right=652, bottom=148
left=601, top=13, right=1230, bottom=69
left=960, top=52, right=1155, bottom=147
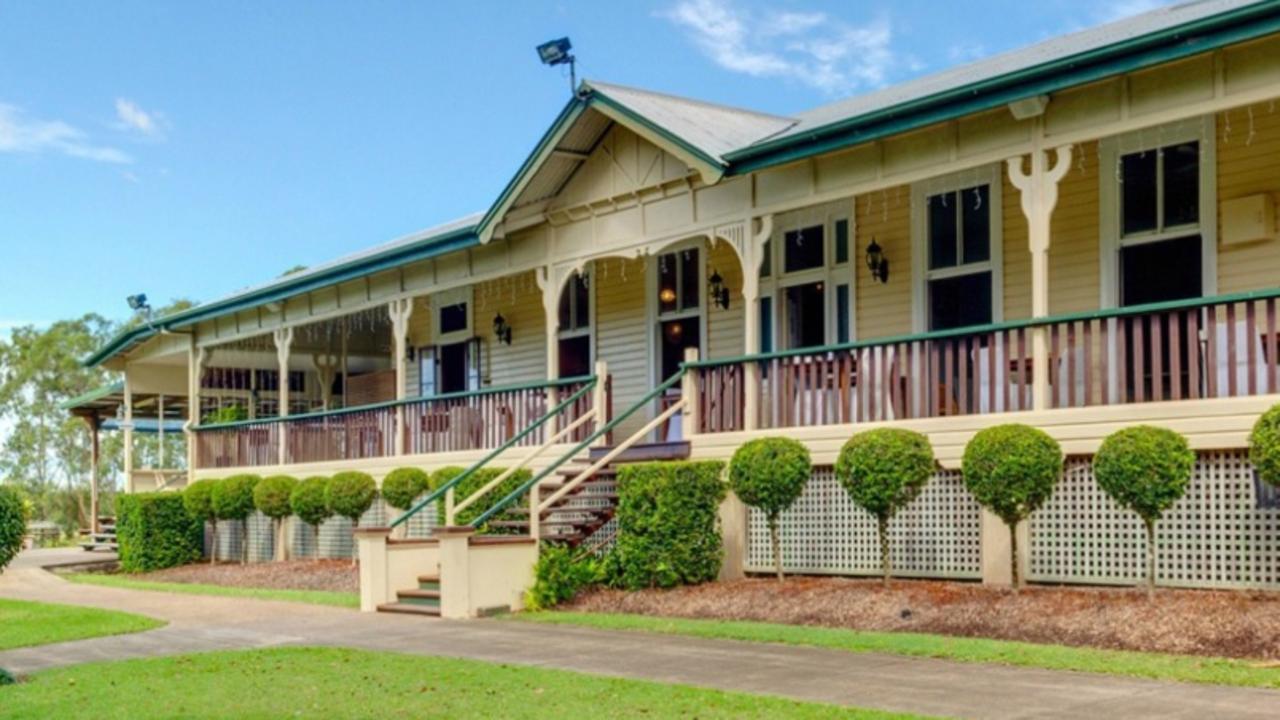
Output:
left=612, top=461, right=726, bottom=590
left=432, top=466, right=532, bottom=531
left=0, top=485, right=27, bottom=573
left=116, top=493, right=202, bottom=573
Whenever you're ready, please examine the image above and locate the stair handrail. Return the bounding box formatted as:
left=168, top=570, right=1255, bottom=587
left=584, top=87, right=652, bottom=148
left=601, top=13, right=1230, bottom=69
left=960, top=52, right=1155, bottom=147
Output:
left=387, top=377, right=597, bottom=530
left=468, top=368, right=686, bottom=529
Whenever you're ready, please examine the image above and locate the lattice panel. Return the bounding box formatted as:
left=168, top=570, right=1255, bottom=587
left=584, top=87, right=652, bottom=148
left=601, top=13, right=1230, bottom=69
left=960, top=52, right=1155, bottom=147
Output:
left=203, top=498, right=438, bottom=562
left=1030, top=451, right=1280, bottom=590
left=746, top=467, right=982, bottom=579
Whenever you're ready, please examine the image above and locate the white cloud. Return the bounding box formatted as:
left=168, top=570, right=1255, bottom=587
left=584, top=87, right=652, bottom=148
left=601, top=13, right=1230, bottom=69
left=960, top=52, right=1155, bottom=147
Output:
left=114, top=98, right=166, bottom=138
left=661, top=0, right=895, bottom=95
left=1095, top=0, right=1173, bottom=24
left=0, top=104, right=132, bottom=164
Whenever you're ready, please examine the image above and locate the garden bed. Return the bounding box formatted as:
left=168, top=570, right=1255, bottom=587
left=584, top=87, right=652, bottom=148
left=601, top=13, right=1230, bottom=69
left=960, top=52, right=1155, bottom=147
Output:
left=564, top=577, right=1280, bottom=660
left=134, top=560, right=359, bottom=592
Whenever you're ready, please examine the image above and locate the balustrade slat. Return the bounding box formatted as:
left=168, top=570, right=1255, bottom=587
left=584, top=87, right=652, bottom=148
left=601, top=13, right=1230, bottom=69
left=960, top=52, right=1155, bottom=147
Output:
left=1247, top=301, right=1258, bottom=397
left=1268, top=299, right=1278, bottom=394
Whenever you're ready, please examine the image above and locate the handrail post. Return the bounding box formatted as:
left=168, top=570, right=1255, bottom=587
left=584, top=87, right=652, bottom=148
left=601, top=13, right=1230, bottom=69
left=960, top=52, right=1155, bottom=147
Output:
left=444, top=486, right=456, bottom=527
left=529, top=482, right=540, bottom=541
left=683, top=347, right=700, bottom=436
left=592, top=360, right=609, bottom=447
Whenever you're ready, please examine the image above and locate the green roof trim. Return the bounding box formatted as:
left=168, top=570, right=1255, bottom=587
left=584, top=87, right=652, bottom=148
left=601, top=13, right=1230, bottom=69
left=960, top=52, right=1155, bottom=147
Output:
left=725, top=1, right=1280, bottom=173
left=84, top=223, right=480, bottom=367
left=60, top=381, right=125, bottom=411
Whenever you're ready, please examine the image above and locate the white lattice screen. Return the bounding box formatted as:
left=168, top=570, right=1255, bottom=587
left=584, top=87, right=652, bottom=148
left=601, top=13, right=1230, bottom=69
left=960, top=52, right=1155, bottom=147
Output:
left=746, top=467, right=982, bottom=579
left=204, top=498, right=437, bottom=562
left=1030, top=450, right=1280, bottom=590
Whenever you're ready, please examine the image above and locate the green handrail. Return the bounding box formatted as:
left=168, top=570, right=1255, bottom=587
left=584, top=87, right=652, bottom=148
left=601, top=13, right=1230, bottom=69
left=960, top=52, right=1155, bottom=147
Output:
left=387, top=377, right=598, bottom=529
left=467, top=368, right=687, bottom=529
left=686, top=286, right=1280, bottom=370
left=193, top=374, right=595, bottom=432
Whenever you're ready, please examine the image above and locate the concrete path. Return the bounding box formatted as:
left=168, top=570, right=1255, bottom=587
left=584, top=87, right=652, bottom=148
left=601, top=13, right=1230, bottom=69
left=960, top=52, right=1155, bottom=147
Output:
left=1, top=562, right=1277, bottom=720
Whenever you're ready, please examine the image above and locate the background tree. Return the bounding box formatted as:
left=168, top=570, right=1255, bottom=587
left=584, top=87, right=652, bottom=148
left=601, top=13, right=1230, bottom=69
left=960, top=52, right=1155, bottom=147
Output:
left=835, top=428, right=935, bottom=586
left=290, top=476, right=332, bottom=560
left=254, top=475, right=298, bottom=561
left=1093, top=426, right=1195, bottom=599
left=728, top=437, right=810, bottom=581
left=0, top=485, right=27, bottom=573
left=182, top=478, right=219, bottom=564
left=962, top=424, right=1062, bottom=589
left=1249, top=403, right=1280, bottom=488
left=325, top=471, right=376, bottom=565
left=211, top=474, right=260, bottom=563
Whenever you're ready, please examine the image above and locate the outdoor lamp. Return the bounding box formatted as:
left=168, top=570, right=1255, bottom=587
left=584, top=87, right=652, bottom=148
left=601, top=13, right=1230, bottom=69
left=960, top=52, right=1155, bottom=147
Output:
left=708, top=269, right=731, bottom=310
left=492, top=313, right=513, bottom=345
left=536, top=37, right=573, bottom=66
left=126, top=293, right=150, bottom=312
left=865, top=238, right=889, bottom=284
left=659, top=287, right=677, bottom=305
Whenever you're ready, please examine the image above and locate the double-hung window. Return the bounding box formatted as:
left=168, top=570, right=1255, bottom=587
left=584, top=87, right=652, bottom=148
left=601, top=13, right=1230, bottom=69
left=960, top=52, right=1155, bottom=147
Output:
left=557, top=270, right=592, bottom=378
left=914, top=168, right=1001, bottom=331
left=758, top=204, right=853, bottom=352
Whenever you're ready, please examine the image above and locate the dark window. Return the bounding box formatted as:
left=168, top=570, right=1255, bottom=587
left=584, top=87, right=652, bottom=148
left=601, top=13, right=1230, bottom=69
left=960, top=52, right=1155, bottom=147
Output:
left=834, top=219, right=849, bottom=264
left=759, top=239, right=772, bottom=278
left=759, top=296, right=773, bottom=353
left=784, top=226, right=824, bottom=273
left=558, top=335, right=591, bottom=378
left=784, top=282, right=826, bottom=349
left=438, top=341, right=468, bottom=394
left=439, top=303, right=467, bottom=335
left=680, top=250, right=699, bottom=310
left=929, top=272, right=992, bottom=331
left=659, top=318, right=700, bottom=380
left=962, top=186, right=990, bottom=264
left=1163, top=141, right=1199, bottom=228
left=1121, top=151, right=1158, bottom=235
left=1120, top=235, right=1202, bottom=306
left=836, top=284, right=850, bottom=344
left=558, top=272, right=590, bottom=331
left=657, top=250, right=699, bottom=314
left=928, top=193, right=958, bottom=270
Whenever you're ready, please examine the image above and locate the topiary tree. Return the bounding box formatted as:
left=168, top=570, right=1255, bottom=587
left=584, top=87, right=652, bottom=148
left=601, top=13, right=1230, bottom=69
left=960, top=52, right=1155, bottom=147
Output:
left=1250, top=403, right=1280, bottom=488
left=0, top=485, right=28, bottom=574
left=1093, top=426, right=1195, bottom=599
left=381, top=468, right=430, bottom=513
left=254, top=475, right=298, bottom=562
left=728, top=437, right=810, bottom=581
left=835, top=428, right=935, bottom=586
left=211, top=474, right=261, bottom=564
left=326, top=471, right=377, bottom=564
left=290, top=476, right=332, bottom=560
left=962, top=424, right=1062, bottom=589
left=182, top=478, right=220, bottom=564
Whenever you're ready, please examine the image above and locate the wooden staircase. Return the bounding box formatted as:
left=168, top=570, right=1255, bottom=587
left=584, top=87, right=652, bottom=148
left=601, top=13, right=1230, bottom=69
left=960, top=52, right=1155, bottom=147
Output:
left=378, top=573, right=442, bottom=617
left=488, top=441, right=690, bottom=547
left=79, top=516, right=118, bottom=552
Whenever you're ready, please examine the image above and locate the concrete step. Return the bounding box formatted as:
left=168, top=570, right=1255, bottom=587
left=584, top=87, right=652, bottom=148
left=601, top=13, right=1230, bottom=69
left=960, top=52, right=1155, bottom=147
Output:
left=396, top=588, right=441, bottom=608
left=376, top=602, right=440, bottom=617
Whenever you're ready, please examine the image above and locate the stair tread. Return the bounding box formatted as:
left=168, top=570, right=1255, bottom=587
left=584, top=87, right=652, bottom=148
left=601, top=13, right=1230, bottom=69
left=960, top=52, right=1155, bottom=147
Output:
left=398, top=588, right=441, bottom=599
left=417, top=574, right=440, bottom=583
left=377, top=602, right=440, bottom=617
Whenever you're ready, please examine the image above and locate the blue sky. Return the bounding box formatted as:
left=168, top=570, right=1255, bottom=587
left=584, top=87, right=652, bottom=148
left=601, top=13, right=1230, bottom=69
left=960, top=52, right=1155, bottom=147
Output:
left=0, top=0, right=1174, bottom=330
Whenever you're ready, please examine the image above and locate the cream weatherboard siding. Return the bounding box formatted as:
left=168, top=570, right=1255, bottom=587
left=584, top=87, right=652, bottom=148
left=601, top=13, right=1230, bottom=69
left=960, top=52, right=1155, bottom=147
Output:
left=706, top=239, right=745, bottom=360
left=473, top=271, right=547, bottom=387
left=854, top=183, right=913, bottom=339
left=594, top=255, right=651, bottom=441
left=1216, top=102, right=1280, bottom=293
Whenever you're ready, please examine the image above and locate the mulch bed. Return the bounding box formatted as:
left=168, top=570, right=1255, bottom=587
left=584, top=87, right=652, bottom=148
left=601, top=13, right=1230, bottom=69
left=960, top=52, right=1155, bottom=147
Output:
left=566, top=577, right=1280, bottom=660
left=136, top=560, right=359, bottom=593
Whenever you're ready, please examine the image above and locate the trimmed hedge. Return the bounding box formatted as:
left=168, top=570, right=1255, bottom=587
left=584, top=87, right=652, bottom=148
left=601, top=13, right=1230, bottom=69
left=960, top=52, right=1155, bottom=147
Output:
left=431, top=466, right=532, bottom=531
left=1250, top=403, right=1280, bottom=487
left=212, top=474, right=260, bottom=521
left=291, top=476, right=332, bottom=527
left=254, top=476, right=298, bottom=520
left=381, top=468, right=430, bottom=512
left=182, top=478, right=219, bottom=564
left=0, top=485, right=27, bottom=573
left=728, top=437, right=810, bottom=581
left=326, top=471, right=377, bottom=524
left=612, top=461, right=727, bottom=590
left=116, top=493, right=202, bottom=573
left=525, top=544, right=603, bottom=611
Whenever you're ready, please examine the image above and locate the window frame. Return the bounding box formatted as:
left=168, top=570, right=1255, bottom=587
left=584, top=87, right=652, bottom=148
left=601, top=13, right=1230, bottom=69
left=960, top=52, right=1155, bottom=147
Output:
left=759, top=201, right=856, bottom=349
left=431, top=286, right=474, bottom=345
left=647, top=241, right=707, bottom=388
left=1099, top=116, right=1217, bottom=308
left=910, top=164, right=1004, bottom=332
left=556, top=267, right=594, bottom=378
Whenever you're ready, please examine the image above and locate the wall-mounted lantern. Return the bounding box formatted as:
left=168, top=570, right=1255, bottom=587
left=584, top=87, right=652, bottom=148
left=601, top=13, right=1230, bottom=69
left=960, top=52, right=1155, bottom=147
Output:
left=865, top=238, right=889, bottom=284
left=708, top=269, right=731, bottom=310
left=492, top=313, right=513, bottom=345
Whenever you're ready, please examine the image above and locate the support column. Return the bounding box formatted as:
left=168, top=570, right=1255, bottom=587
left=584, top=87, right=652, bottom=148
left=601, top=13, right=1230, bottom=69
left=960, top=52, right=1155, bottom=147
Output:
left=273, top=327, right=294, bottom=465
left=740, top=215, right=772, bottom=431
left=122, top=375, right=134, bottom=494
left=157, top=394, right=166, bottom=471
left=592, top=359, right=609, bottom=447
left=388, top=299, right=414, bottom=456
left=85, top=413, right=101, bottom=534
left=1007, top=143, right=1071, bottom=411
left=536, top=266, right=561, bottom=408
left=186, top=346, right=207, bottom=475
left=682, top=347, right=700, bottom=435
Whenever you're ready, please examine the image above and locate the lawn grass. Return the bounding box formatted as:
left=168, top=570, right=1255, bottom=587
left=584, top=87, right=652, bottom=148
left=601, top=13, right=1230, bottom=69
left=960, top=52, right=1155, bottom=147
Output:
left=0, top=646, right=933, bottom=719
left=0, top=598, right=163, bottom=651
left=516, top=611, right=1280, bottom=689
left=64, top=573, right=359, bottom=608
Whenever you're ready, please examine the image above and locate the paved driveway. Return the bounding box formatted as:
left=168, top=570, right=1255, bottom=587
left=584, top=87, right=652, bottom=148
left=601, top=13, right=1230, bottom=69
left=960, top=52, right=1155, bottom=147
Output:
left=1, top=563, right=1277, bottom=720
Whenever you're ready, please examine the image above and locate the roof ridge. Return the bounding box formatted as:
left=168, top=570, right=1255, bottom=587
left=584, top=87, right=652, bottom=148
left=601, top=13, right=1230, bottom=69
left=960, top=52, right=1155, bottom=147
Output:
left=584, top=79, right=797, bottom=124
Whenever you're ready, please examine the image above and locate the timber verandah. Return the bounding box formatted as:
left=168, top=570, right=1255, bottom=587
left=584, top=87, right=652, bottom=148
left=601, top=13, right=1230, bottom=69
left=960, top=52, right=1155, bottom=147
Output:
left=192, top=287, right=1280, bottom=469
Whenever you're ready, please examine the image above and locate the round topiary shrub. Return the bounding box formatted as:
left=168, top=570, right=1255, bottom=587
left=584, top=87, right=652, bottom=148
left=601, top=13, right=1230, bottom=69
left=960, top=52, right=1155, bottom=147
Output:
left=0, top=485, right=28, bottom=574
left=182, top=478, right=220, bottom=564
left=290, top=476, right=332, bottom=560
left=835, top=428, right=935, bottom=585
left=254, top=475, right=298, bottom=562
left=381, top=467, right=430, bottom=512
left=1094, top=425, right=1195, bottom=598
left=962, top=424, right=1062, bottom=589
left=729, top=437, right=810, bottom=581
left=211, top=474, right=261, bottom=563
left=1250, top=403, right=1280, bottom=488
left=327, top=471, right=376, bottom=564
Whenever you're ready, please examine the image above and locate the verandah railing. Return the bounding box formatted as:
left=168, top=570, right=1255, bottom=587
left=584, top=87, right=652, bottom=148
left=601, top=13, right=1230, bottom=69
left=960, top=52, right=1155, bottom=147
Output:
left=193, top=375, right=602, bottom=469
left=690, top=288, right=1280, bottom=433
